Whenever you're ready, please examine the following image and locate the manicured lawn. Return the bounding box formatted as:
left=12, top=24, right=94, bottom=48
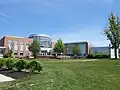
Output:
left=0, top=59, right=120, bottom=90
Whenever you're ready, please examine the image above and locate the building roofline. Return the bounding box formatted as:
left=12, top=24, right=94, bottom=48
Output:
left=64, top=41, right=89, bottom=45
left=29, top=34, right=51, bottom=38
left=92, top=46, right=109, bottom=48
left=4, top=35, right=31, bottom=39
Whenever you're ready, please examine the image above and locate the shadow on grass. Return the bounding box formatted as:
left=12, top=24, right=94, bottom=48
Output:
left=0, top=68, right=33, bottom=79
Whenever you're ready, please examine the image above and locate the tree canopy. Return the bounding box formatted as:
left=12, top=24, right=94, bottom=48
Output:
left=29, top=39, right=40, bottom=58
left=54, top=39, right=65, bottom=54
left=104, top=13, right=120, bottom=59
left=72, top=45, right=80, bottom=56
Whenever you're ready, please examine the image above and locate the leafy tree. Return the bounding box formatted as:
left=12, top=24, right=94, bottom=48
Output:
left=8, top=49, right=13, bottom=58
left=54, top=39, right=65, bottom=54
left=72, top=45, right=80, bottom=56
left=104, top=13, right=120, bottom=59
left=30, top=39, right=40, bottom=59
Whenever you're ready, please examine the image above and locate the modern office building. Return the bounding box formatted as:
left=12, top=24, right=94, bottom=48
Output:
left=29, top=34, right=53, bottom=55
left=0, top=36, right=33, bottom=57
left=64, top=41, right=90, bottom=57
left=91, top=46, right=110, bottom=54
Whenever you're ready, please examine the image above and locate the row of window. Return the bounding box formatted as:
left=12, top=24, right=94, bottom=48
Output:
left=8, top=40, right=30, bottom=52
left=29, top=36, right=51, bottom=41
left=29, top=36, right=52, bottom=48
left=8, top=40, right=30, bottom=57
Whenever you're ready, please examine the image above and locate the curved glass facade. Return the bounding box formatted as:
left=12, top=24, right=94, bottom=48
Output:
left=29, top=34, right=52, bottom=48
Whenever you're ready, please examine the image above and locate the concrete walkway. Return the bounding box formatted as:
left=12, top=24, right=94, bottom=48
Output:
left=0, top=74, right=15, bottom=82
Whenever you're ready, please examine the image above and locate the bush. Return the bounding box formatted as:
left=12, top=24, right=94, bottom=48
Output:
left=87, top=53, right=110, bottom=59
left=4, top=58, right=15, bottom=69
left=87, top=54, right=94, bottom=59
left=0, top=58, right=43, bottom=73
left=94, top=53, right=109, bottom=58
left=0, top=58, right=5, bottom=68
left=28, top=60, right=43, bottom=72
left=14, top=60, right=27, bottom=71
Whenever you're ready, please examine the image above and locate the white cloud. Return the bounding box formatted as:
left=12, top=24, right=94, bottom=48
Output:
left=0, top=12, right=10, bottom=18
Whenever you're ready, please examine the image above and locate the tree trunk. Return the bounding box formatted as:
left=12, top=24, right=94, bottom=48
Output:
left=34, top=55, right=36, bottom=59
left=114, top=48, right=117, bottom=59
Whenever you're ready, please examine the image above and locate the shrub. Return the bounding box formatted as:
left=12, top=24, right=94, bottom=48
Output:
left=87, top=54, right=94, bottom=59
left=28, top=60, right=43, bottom=72
left=0, top=58, right=5, bottom=68
left=94, top=53, right=109, bottom=58
left=87, top=53, right=110, bottom=59
left=5, top=58, right=15, bottom=69
left=14, top=60, right=27, bottom=71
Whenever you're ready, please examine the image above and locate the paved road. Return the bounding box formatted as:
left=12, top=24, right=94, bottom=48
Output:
left=0, top=74, right=15, bottom=82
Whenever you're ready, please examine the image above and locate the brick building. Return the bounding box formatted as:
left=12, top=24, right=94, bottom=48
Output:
left=52, top=42, right=56, bottom=48
left=0, top=36, right=33, bottom=57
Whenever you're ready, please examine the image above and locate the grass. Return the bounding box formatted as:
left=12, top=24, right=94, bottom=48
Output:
left=0, top=59, right=120, bottom=90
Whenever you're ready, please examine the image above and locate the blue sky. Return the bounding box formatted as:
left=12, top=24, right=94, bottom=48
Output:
left=0, top=0, right=119, bottom=46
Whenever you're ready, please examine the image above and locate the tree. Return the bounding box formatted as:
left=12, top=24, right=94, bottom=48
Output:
left=8, top=49, right=13, bottom=58
left=4, top=47, right=13, bottom=58
left=72, top=45, right=80, bottom=56
left=54, top=39, right=65, bottom=55
left=30, top=39, right=40, bottom=59
left=104, top=13, right=120, bottom=59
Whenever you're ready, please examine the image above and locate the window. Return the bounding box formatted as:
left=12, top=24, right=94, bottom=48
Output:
left=14, top=40, right=18, bottom=57
left=14, top=53, right=18, bottom=56
left=20, top=53, right=23, bottom=56
left=20, top=40, right=24, bottom=45
left=0, top=49, right=3, bottom=55
left=14, top=40, right=18, bottom=51
left=26, top=42, right=29, bottom=51
left=14, top=50, right=18, bottom=56
left=40, top=46, right=44, bottom=47
left=8, top=40, right=13, bottom=49
left=20, top=40, right=24, bottom=52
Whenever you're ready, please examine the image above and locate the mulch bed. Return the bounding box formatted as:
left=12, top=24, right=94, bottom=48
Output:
left=0, top=68, right=32, bottom=79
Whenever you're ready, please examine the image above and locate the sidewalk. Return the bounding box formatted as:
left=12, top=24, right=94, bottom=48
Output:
left=0, top=74, right=15, bottom=82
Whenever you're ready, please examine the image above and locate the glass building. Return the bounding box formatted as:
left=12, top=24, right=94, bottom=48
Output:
left=64, top=42, right=90, bottom=57
left=29, top=34, right=52, bottom=55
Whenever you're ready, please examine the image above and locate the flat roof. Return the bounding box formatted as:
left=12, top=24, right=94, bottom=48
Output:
left=4, top=35, right=31, bottom=39
left=5, top=35, right=25, bottom=38
left=64, top=41, right=88, bottom=45
left=29, top=34, right=51, bottom=38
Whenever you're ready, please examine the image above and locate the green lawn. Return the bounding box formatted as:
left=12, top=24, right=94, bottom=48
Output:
left=0, top=59, right=120, bottom=90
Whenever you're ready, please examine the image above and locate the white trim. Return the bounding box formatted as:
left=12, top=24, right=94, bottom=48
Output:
left=0, top=46, right=6, bottom=49
left=5, top=35, right=28, bottom=39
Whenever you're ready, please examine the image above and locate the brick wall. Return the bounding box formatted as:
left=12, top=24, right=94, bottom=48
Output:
left=2, top=36, right=33, bottom=57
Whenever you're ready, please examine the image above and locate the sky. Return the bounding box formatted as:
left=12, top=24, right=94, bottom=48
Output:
left=0, top=0, right=119, bottom=46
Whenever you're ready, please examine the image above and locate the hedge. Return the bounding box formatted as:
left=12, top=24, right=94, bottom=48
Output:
left=87, top=53, right=110, bottom=59
left=0, top=58, right=43, bottom=73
